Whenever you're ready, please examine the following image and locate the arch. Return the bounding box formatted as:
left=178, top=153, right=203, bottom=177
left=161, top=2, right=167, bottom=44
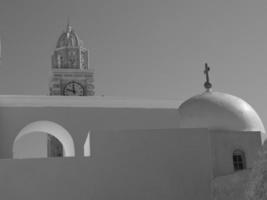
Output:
left=13, top=121, right=75, bottom=157
left=233, top=149, right=246, bottom=171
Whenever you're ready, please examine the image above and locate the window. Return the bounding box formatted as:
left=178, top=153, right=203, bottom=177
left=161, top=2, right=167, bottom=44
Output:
left=233, top=149, right=246, bottom=171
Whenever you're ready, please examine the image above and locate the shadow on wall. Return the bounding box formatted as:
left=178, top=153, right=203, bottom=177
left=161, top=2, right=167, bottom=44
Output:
left=12, top=120, right=90, bottom=159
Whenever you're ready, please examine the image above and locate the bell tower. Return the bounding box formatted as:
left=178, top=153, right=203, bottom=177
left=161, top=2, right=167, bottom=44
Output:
left=49, top=23, right=95, bottom=96
left=48, top=23, right=95, bottom=157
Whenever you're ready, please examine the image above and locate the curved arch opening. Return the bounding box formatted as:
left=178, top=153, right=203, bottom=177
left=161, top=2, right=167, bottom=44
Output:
left=13, top=121, right=75, bottom=159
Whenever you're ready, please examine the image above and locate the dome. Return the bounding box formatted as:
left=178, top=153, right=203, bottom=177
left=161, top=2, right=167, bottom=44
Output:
left=178, top=91, right=265, bottom=140
left=56, top=24, right=80, bottom=48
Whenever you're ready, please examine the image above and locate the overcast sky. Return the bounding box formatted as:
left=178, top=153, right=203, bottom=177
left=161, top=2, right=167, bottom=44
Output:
left=1, top=0, right=267, bottom=126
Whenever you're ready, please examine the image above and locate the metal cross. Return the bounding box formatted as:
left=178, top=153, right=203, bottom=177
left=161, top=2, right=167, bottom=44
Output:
left=204, top=63, right=212, bottom=90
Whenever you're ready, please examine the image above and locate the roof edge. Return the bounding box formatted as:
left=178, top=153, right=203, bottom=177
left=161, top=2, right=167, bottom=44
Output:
left=0, top=95, right=180, bottom=109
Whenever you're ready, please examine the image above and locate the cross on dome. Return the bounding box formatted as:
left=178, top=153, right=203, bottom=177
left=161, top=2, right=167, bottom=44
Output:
left=204, top=63, right=212, bottom=91
left=66, top=18, right=72, bottom=33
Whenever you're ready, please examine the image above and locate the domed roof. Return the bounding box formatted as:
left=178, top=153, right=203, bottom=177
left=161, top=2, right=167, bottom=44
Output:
left=178, top=91, right=265, bottom=139
left=56, top=24, right=81, bottom=48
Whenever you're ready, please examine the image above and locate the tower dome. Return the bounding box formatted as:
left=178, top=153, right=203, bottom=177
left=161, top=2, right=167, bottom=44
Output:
left=178, top=91, right=266, bottom=141
left=56, top=24, right=81, bottom=48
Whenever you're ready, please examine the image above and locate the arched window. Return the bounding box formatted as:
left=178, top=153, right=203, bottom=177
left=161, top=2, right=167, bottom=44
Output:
left=233, top=149, right=246, bottom=171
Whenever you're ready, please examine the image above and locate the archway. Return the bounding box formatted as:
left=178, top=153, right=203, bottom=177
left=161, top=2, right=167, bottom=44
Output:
left=13, top=121, right=75, bottom=158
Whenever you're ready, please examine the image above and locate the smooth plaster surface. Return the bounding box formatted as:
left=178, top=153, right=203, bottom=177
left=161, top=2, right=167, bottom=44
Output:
left=0, top=130, right=213, bottom=200
left=0, top=106, right=179, bottom=158
left=210, top=130, right=261, bottom=177
left=179, top=91, right=266, bottom=137
left=13, top=132, right=48, bottom=158
left=0, top=96, right=262, bottom=200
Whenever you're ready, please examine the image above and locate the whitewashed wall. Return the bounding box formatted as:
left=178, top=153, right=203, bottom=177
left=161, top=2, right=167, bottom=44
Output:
left=0, top=130, right=213, bottom=200
left=0, top=105, right=179, bottom=158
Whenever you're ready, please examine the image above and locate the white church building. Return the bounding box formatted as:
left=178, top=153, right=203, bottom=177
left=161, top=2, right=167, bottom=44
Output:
left=0, top=24, right=264, bottom=200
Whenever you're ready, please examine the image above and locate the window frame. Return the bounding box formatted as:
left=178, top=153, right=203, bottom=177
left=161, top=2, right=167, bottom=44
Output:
left=232, top=149, right=246, bottom=171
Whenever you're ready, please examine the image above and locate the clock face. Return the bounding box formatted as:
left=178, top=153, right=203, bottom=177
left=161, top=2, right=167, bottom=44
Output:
left=63, top=82, right=84, bottom=96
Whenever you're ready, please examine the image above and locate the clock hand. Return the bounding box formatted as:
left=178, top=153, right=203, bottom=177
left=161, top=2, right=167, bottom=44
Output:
left=72, top=83, right=76, bottom=94
left=66, top=88, right=74, bottom=93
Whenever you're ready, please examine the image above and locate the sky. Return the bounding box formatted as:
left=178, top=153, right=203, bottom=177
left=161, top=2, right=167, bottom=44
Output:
left=1, top=0, right=267, bottom=126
